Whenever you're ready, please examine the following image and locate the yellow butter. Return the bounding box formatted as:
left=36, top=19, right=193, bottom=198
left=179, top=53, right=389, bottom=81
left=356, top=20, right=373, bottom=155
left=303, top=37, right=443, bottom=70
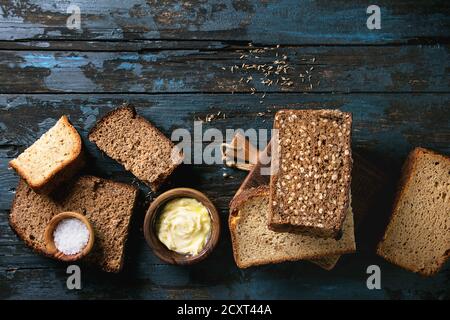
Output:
left=156, top=198, right=211, bottom=255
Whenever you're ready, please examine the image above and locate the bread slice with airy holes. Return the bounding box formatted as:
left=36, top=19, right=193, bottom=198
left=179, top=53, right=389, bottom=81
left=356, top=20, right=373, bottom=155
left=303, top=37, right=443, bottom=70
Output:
left=9, top=116, right=84, bottom=194
left=88, top=104, right=183, bottom=191
left=229, top=186, right=355, bottom=269
left=9, top=175, right=138, bottom=273
left=377, top=147, right=450, bottom=276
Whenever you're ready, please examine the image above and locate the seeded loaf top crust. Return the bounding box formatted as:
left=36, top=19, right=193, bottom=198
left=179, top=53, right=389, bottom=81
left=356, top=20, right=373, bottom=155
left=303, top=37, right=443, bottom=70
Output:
left=10, top=175, right=138, bottom=273
left=88, top=104, right=183, bottom=191
left=269, top=109, right=352, bottom=238
left=9, top=115, right=84, bottom=194
left=377, top=147, right=450, bottom=276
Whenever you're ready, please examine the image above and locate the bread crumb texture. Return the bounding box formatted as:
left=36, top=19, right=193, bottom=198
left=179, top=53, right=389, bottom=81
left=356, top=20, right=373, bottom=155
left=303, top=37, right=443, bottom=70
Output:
left=377, top=148, right=450, bottom=276
left=88, top=105, right=183, bottom=191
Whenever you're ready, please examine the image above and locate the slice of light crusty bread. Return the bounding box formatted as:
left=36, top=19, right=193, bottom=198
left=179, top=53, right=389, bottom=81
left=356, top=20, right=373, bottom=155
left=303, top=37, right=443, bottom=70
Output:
left=10, top=176, right=138, bottom=273
left=377, top=148, right=450, bottom=276
left=229, top=186, right=355, bottom=269
left=9, top=115, right=84, bottom=194
left=88, top=104, right=183, bottom=191
left=269, top=109, right=352, bottom=238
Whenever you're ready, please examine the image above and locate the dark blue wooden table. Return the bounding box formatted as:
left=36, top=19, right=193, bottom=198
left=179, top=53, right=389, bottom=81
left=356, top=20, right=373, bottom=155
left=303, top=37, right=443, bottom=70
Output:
left=0, top=0, right=449, bottom=299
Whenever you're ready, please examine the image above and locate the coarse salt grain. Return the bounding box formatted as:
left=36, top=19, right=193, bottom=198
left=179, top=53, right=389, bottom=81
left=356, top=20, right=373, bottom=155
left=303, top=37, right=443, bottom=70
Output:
left=53, top=218, right=90, bottom=255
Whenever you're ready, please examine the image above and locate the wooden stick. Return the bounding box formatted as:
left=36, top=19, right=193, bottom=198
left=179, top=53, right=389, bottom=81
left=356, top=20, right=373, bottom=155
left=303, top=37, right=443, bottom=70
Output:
left=221, top=133, right=260, bottom=171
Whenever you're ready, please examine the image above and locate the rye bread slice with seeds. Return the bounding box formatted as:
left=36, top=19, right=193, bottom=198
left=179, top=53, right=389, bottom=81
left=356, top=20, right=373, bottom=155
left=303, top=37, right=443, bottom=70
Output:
left=377, top=148, right=450, bottom=276
left=9, top=115, right=85, bottom=194
left=269, top=109, right=352, bottom=238
left=9, top=176, right=138, bottom=273
left=229, top=186, right=355, bottom=269
left=88, top=104, right=183, bottom=191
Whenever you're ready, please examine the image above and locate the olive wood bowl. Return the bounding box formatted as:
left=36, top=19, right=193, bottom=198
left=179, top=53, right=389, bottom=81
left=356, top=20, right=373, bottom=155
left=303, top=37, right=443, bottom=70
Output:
left=44, top=211, right=95, bottom=262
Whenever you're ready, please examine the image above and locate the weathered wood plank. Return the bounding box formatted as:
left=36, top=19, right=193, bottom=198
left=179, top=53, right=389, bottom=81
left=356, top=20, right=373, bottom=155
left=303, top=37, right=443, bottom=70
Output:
left=0, top=40, right=229, bottom=52
left=0, top=45, right=449, bottom=93
left=0, top=0, right=449, bottom=44
left=1, top=256, right=449, bottom=299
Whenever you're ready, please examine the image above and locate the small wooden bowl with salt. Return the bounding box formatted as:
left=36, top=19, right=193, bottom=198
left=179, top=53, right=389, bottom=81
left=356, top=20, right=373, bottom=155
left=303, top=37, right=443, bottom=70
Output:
left=44, top=211, right=95, bottom=262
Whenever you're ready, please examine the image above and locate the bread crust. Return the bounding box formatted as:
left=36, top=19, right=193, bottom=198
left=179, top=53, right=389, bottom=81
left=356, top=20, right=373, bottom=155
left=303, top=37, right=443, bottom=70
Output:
left=88, top=103, right=182, bottom=192
left=9, top=176, right=138, bottom=273
left=9, top=115, right=84, bottom=194
left=268, top=109, right=353, bottom=239
left=229, top=185, right=270, bottom=214
left=229, top=186, right=355, bottom=269
left=377, top=147, right=450, bottom=277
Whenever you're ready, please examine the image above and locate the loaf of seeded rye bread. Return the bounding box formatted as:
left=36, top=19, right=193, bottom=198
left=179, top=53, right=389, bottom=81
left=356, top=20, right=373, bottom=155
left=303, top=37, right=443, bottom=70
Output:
left=377, top=148, right=450, bottom=276
left=230, top=141, right=342, bottom=270
left=230, top=139, right=387, bottom=270
left=89, top=104, right=183, bottom=191
left=10, top=176, right=138, bottom=272
left=269, top=109, right=352, bottom=238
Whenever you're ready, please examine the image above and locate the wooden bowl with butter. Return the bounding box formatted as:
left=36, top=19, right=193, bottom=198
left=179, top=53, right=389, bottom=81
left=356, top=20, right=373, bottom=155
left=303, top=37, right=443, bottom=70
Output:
left=144, top=188, right=220, bottom=265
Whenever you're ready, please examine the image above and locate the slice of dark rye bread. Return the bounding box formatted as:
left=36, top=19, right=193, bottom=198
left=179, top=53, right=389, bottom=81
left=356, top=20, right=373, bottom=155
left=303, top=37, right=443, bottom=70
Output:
left=229, top=186, right=355, bottom=269
left=269, top=109, right=352, bottom=238
left=88, top=104, right=183, bottom=192
left=377, top=148, right=450, bottom=276
left=10, top=176, right=138, bottom=273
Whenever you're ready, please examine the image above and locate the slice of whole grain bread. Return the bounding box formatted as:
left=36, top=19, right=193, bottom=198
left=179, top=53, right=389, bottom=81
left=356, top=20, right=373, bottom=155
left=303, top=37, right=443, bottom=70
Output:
left=377, top=147, right=450, bottom=276
left=88, top=104, right=183, bottom=191
left=229, top=186, right=356, bottom=269
left=9, top=115, right=85, bottom=194
left=231, top=141, right=342, bottom=270
left=10, top=175, right=138, bottom=272
left=269, top=109, right=352, bottom=238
